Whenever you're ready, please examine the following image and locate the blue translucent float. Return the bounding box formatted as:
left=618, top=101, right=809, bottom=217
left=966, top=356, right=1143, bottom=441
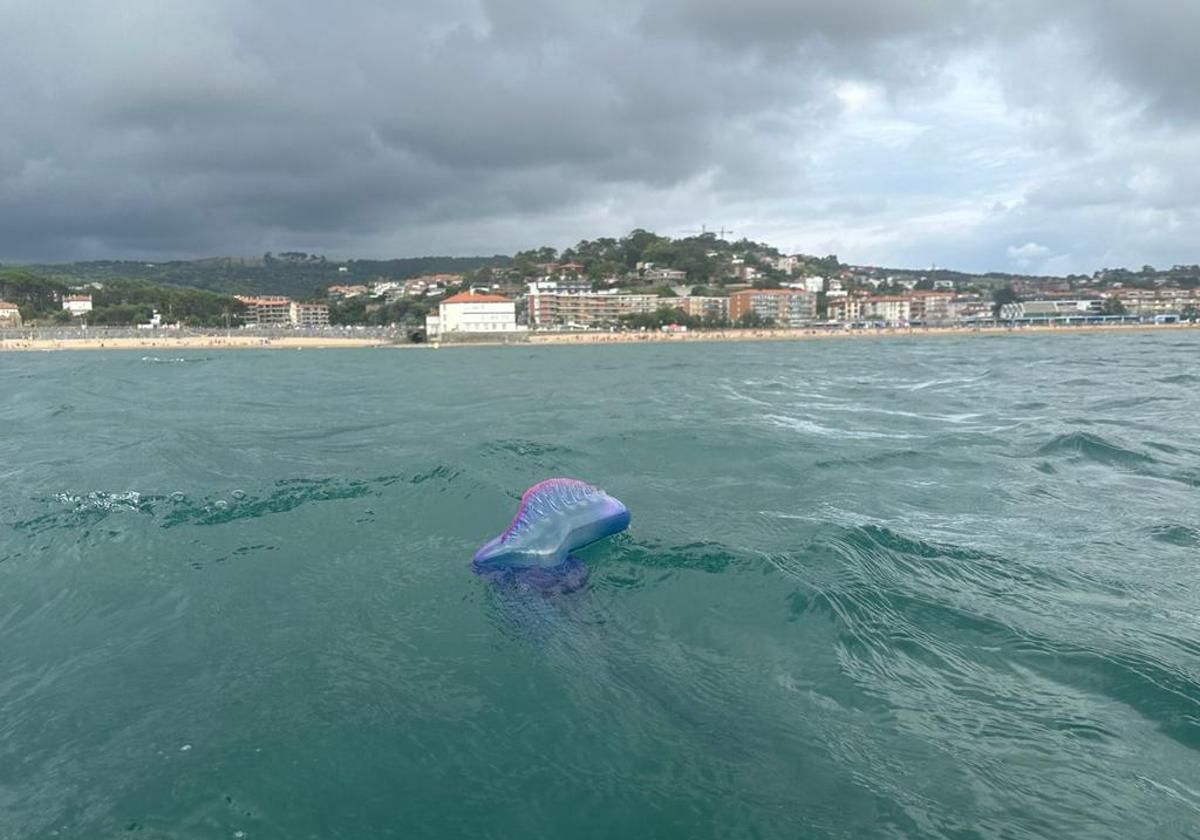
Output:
left=473, top=478, right=630, bottom=589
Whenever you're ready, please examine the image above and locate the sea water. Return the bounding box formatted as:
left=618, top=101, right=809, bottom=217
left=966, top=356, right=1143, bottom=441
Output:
left=2, top=333, right=1198, bottom=838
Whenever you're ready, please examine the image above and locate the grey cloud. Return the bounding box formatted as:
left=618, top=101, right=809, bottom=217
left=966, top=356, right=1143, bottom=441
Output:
left=1026, top=175, right=1136, bottom=210
left=0, top=0, right=1198, bottom=268
left=642, top=0, right=968, bottom=52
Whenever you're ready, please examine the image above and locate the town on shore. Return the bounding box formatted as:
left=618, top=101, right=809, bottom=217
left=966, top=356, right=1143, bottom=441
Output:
left=2, top=231, right=1199, bottom=345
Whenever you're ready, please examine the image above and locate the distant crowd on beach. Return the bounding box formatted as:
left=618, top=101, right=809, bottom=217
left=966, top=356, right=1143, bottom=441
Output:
left=525, top=321, right=1199, bottom=346
left=0, top=320, right=1196, bottom=352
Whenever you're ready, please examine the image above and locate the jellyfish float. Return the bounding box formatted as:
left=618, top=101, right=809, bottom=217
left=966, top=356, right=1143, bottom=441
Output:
left=473, top=478, right=630, bottom=592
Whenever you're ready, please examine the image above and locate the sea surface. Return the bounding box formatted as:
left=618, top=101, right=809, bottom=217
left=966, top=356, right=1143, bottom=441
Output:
left=2, top=333, right=1199, bottom=839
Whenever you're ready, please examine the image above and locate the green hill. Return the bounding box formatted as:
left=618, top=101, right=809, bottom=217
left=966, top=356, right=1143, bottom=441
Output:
left=13, top=253, right=511, bottom=298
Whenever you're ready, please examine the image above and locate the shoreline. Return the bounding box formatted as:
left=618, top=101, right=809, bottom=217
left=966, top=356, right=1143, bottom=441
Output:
left=0, top=322, right=1195, bottom=353
left=0, top=335, right=390, bottom=352
left=525, top=321, right=1198, bottom=346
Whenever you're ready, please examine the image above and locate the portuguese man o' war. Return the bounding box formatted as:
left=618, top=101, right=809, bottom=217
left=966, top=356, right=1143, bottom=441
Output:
left=473, top=478, right=630, bottom=590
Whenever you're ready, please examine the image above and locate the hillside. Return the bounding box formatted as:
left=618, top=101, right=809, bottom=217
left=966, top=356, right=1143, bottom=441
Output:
left=0, top=269, right=242, bottom=327
left=14, top=253, right=511, bottom=298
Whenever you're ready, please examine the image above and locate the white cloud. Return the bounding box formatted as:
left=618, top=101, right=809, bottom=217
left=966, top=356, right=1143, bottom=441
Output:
left=1007, top=242, right=1052, bottom=260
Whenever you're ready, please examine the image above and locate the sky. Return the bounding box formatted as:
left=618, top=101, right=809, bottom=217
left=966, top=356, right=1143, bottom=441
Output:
left=1, top=0, right=1197, bottom=274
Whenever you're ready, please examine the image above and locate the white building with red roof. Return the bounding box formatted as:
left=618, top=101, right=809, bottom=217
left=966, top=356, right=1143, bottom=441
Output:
left=426, top=290, right=523, bottom=338
left=0, top=300, right=22, bottom=327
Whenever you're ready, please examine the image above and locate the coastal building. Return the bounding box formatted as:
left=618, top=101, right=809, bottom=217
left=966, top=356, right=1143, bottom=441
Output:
left=728, top=289, right=816, bottom=326
left=862, top=295, right=912, bottom=324
left=1006, top=299, right=1103, bottom=320
left=0, top=300, right=22, bottom=328
left=289, top=301, right=330, bottom=328
left=672, top=296, right=730, bottom=322
left=1114, top=287, right=1200, bottom=317
left=426, top=290, right=522, bottom=337
left=946, top=296, right=989, bottom=322
left=907, top=291, right=954, bottom=323
left=62, top=294, right=93, bottom=316
left=527, top=291, right=659, bottom=328
left=826, top=294, right=866, bottom=322
left=235, top=295, right=292, bottom=326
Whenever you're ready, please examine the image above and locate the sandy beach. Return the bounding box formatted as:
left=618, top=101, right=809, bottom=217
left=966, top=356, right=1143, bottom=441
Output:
left=525, top=321, right=1199, bottom=346
left=0, top=322, right=1195, bottom=352
left=0, top=334, right=390, bottom=352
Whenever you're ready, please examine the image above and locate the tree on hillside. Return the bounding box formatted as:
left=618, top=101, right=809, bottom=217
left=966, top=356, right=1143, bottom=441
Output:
left=620, top=229, right=668, bottom=268
left=0, top=268, right=69, bottom=319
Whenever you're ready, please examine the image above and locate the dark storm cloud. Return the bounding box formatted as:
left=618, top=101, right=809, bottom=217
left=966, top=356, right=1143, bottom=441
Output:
left=0, top=0, right=1197, bottom=268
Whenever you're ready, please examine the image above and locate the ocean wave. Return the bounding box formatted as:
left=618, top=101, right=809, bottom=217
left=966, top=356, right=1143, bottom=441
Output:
left=789, top=523, right=1200, bottom=762
left=814, top=450, right=925, bottom=470
left=139, top=356, right=214, bottom=363
left=9, top=469, right=466, bottom=536
left=761, top=413, right=925, bottom=440
left=1146, top=524, right=1200, bottom=547
left=599, top=537, right=741, bottom=579
left=1036, top=432, right=1157, bottom=467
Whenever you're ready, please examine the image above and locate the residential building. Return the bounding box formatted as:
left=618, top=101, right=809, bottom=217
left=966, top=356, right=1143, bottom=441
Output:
left=947, top=296, right=990, bottom=322
left=371, top=281, right=406, bottom=303
left=235, top=295, right=292, bottom=326
left=786, top=276, right=825, bottom=293
left=327, top=284, right=369, bottom=300
left=733, top=263, right=762, bottom=282
left=427, top=290, right=522, bottom=336
left=289, top=301, right=330, bottom=328
left=729, top=289, right=817, bottom=326
left=527, top=278, right=592, bottom=295
left=672, top=296, right=730, bottom=322
left=643, top=267, right=688, bottom=283
left=62, top=294, right=93, bottom=316
left=527, top=291, right=659, bottom=328
left=0, top=300, right=22, bottom=327
left=772, top=255, right=801, bottom=275
left=826, top=294, right=866, bottom=322
left=862, top=295, right=912, bottom=324
left=907, top=291, right=954, bottom=323
left=1114, top=288, right=1200, bottom=317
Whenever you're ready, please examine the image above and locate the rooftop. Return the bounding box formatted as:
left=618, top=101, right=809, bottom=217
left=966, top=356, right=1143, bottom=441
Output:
left=235, top=295, right=291, bottom=305
left=442, top=291, right=511, bottom=304
left=732, top=288, right=813, bottom=295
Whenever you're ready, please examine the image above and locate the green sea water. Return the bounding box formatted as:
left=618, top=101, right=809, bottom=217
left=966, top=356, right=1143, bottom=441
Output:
left=2, top=333, right=1199, bottom=839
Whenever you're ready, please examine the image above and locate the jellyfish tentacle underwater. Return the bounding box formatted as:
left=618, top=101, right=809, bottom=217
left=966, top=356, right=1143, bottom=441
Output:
left=473, top=478, right=630, bottom=590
